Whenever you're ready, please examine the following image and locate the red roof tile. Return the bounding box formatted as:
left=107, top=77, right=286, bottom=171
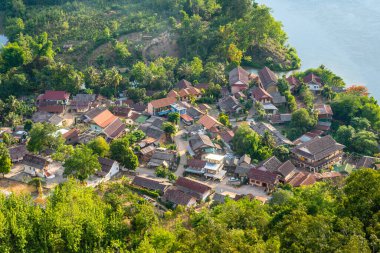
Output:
left=303, top=73, right=322, bottom=85
left=252, top=86, right=272, bottom=100
left=176, top=177, right=211, bottom=194
left=198, top=115, right=222, bottom=130
left=92, top=110, right=118, bottom=128
left=248, top=168, right=278, bottom=185
left=181, top=114, right=193, bottom=122
left=286, top=76, right=300, bottom=86
left=149, top=97, right=177, bottom=109
left=40, top=90, right=70, bottom=100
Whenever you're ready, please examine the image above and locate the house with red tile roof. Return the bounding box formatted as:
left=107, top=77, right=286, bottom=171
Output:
left=229, top=67, right=251, bottom=94
left=252, top=86, right=273, bottom=104
left=36, top=90, right=70, bottom=114
left=198, top=114, right=222, bottom=132
left=175, top=177, right=212, bottom=201
left=167, top=86, right=202, bottom=101
left=247, top=168, right=279, bottom=192
left=286, top=76, right=300, bottom=91
left=147, top=97, right=177, bottom=116
left=162, top=187, right=197, bottom=208
left=314, top=104, right=333, bottom=120
left=258, top=67, right=278, bottom=93
left=84, top=108, right=125, bottom=139
left=180, top=114, right=194, bottom=125
left=62, top=128, right=80, bottom=145
left=287, top=172, right=316, bottom=187
left=303, top=73, right=323, bottom=91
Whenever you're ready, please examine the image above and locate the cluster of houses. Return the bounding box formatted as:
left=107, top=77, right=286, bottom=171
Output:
left=2, top=64, right=378, bottom=206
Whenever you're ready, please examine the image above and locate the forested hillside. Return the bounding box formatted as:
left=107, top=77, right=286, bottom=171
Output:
left=1, top=169, right=379, bottom=252
left=1, top=0, right=300, bottom=71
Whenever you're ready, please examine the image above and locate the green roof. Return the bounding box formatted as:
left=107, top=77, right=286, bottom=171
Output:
left=333, top=163, right=355, bottom=174
left=135, top=115, right=149, bottom=124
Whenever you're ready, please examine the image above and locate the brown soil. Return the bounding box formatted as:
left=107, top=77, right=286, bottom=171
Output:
left=0, top=179, right=36, bottom=195
left=144, top=32, right=180, bottom=60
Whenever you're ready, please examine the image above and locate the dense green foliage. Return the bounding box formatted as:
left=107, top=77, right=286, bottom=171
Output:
left=0, top=0, right=300, bottom=100
left=0, top=96, right=35, bottom=127
left=0, top=143, right=12, bottom=177
left=0, top=170, right=379, bottom=252
left=231, top=123, right=274, bottom=161
left=110, top=136, right=139, bottom=170
left=27, top=122, right=64, bottom=153
left=63, top=144, right=101, bottom=182
left=87, top=136, right=110, bottom=157
left=331, top=92, right=380, bottom=155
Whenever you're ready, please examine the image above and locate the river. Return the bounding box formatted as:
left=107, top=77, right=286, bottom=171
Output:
left=0, top=34, right=7, bottom=47
left=257, top=0, right=380, bottom=100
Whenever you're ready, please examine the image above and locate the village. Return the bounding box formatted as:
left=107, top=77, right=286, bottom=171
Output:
left=1, top=66, right=379, bottom=209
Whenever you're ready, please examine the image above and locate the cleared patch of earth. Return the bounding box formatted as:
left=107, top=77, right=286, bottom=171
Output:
left=0, top=179, right=36, bottom=195
left=144, top=32, right=180, bottom=60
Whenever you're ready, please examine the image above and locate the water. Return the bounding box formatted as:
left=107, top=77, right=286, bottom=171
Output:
left=0, top=35, right=7, bottom=48
left=257, top=0, right=380, bottom=100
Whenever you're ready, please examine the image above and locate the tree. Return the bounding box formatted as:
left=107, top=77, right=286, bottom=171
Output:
left=114, top=41, right=131, bottom=64
left=231, top=123, right=272, bottom=161
left=351, top=117, right=371, bottom=131
left=51, top=144, right=74, bottom=162
left=344, top=169, right=380, bottom=224
left=27, top=123, right=64, bottom=154
left=125, top=130, right=146, bottom=144
left=63, top=145, right=101, bottom=182
left=125, top=87, right=146, bottom=103
left=0, top=42, right=31, bottom=71
left=335, top=125, right=355, bottom=148
left=23, top=119, right=33, bottom=132
left=321, top=86, right=335, bottom=101
left=218, top=113, right=231, bottom=128
left=262, top=131, right=276, bottom=150
left=346, top=85, right=369, bottom=97
left=273, top=145, right=290, bottom=162
left=110, top=137, right=139, bottom=170
left=0, top=143, right=12, bottom=177
left=87, top=136, right=110, bottom=157
left=227, top=43, right=243, bottom=66
left=162, top=122, right=177, bottom=137
left=168, top=112, right=180, bottom=124
left=203, top=62, right=227, bottom=84
left=103, top=67, right=122, bottom=97
left=28, top=177, right=44, bottom=195
left=4, top=17, right=24, bottom=40
left=291, top=108, right=317, bottom=134
left=299, top=84, right=314, bottom=109
left=331, top=93, right=363, bottom=124
left=155, top=166, right=168, bottom=178
left=352, top=131, right=379, bottom=156
left=255, top=101, right=266, bottom=120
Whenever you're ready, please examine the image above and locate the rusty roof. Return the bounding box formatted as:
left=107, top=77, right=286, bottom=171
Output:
left=149, top=97, right=177, bottom=109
